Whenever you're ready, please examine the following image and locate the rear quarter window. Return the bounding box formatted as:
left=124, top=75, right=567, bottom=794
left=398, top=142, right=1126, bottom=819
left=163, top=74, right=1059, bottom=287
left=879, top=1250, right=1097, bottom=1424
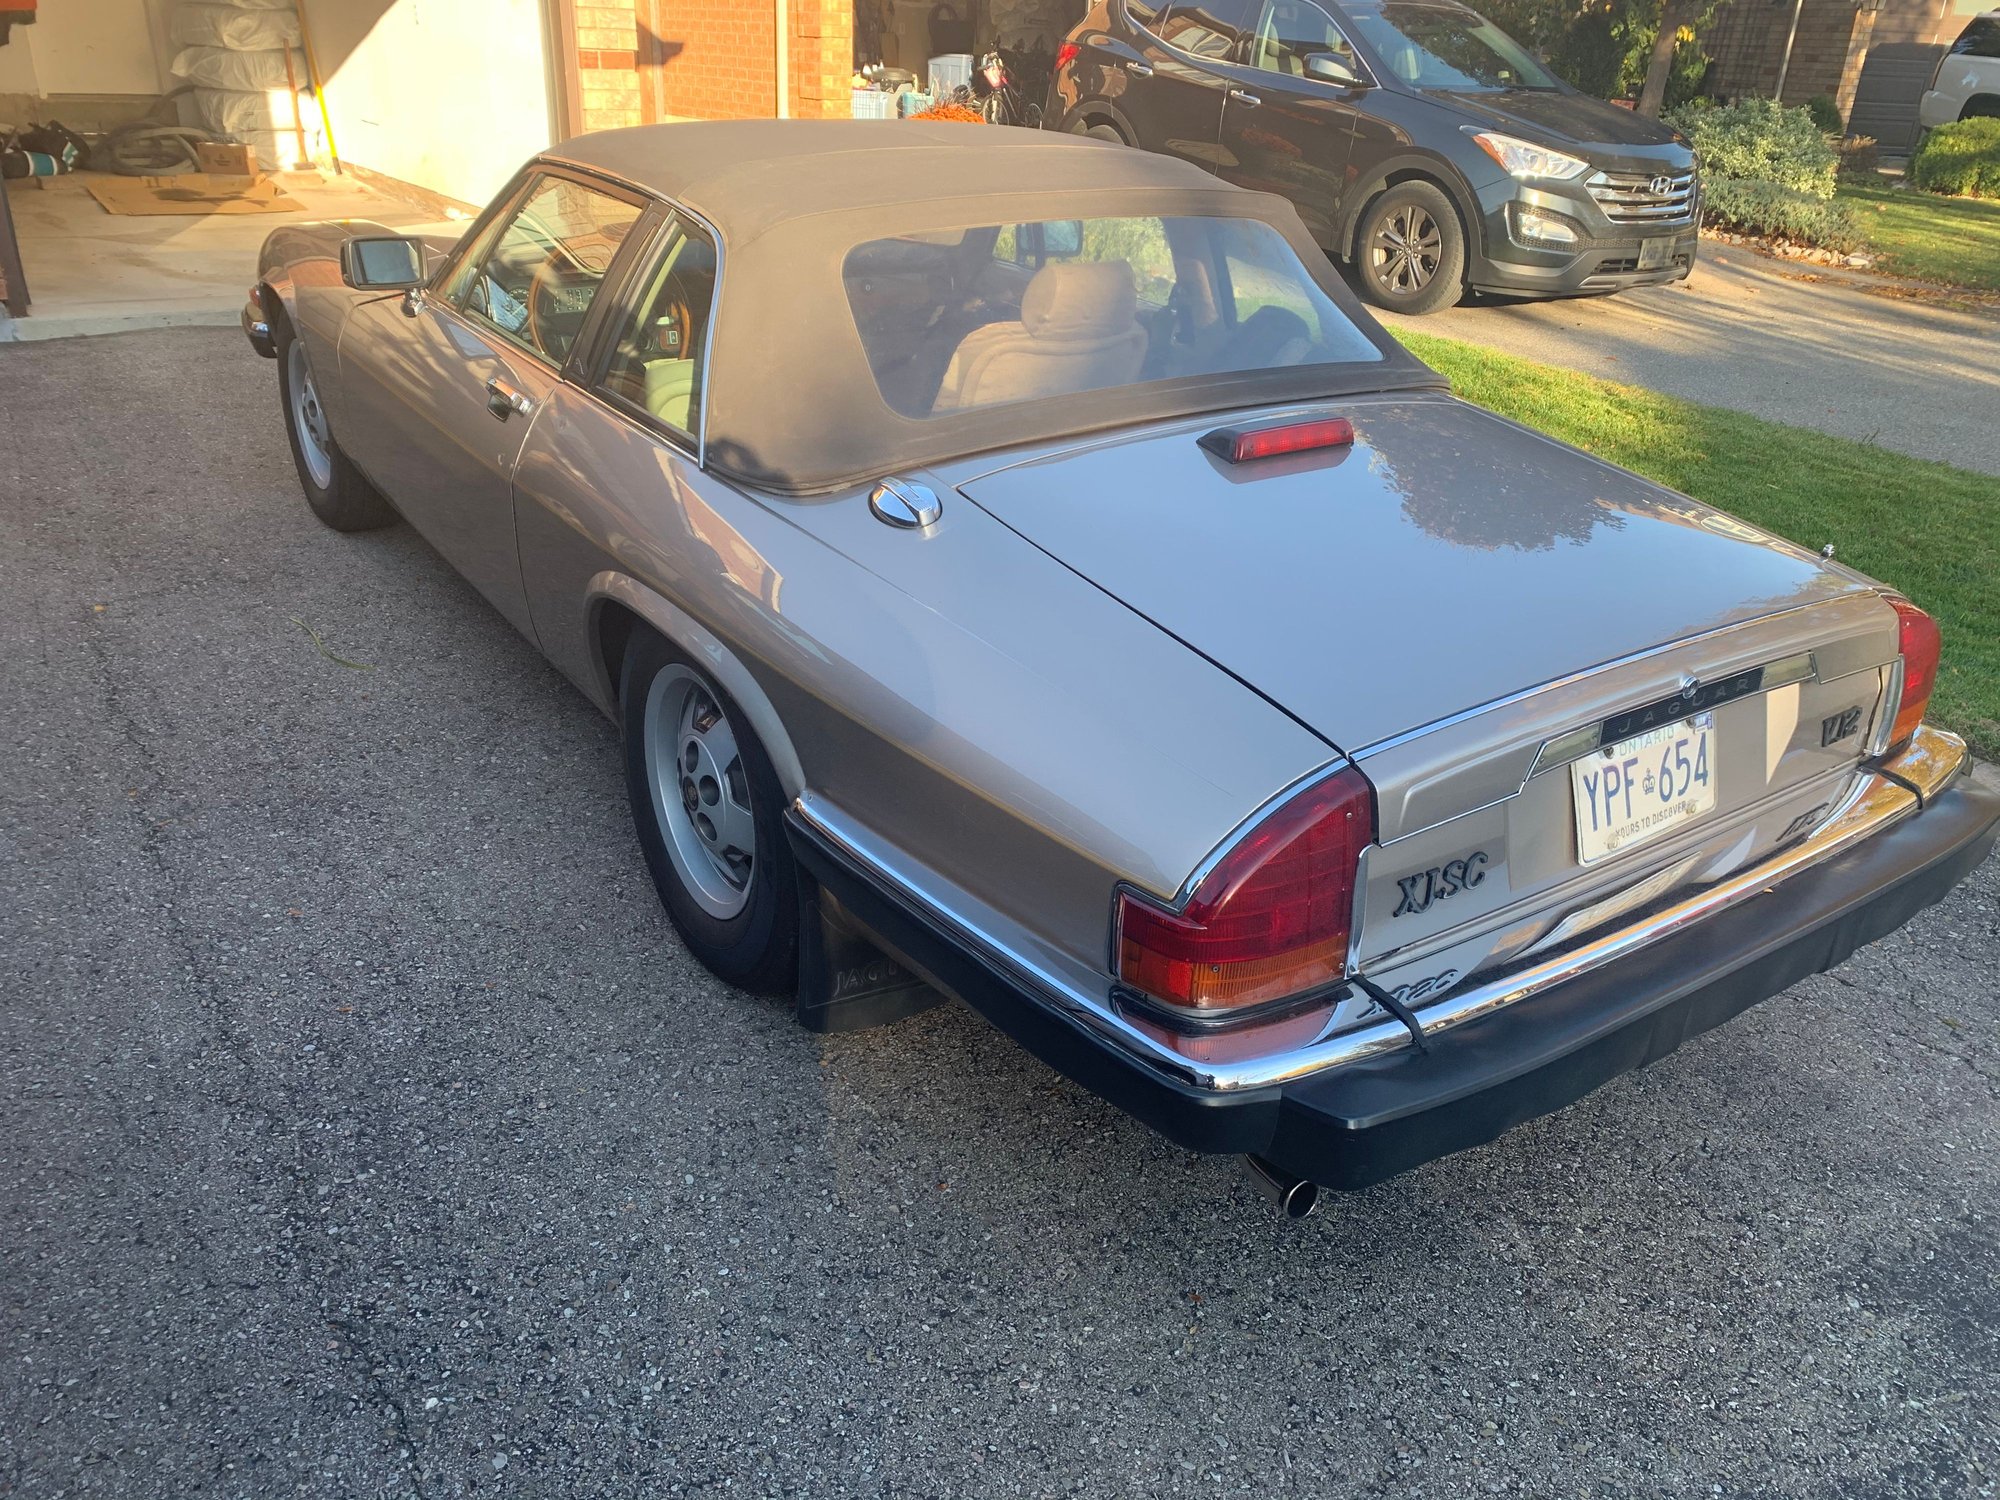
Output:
left=1952, top=17, right=2000, bottom=56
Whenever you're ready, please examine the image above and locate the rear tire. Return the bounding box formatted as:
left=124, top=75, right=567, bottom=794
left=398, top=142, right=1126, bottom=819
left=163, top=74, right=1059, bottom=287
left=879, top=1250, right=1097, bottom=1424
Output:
left=1071, top=119, right=1128, bottom=145
left=1353, top=181, right=1467, bottom=317
left=275, top=319, right=394, bottom=532
left=620, top=631, right=798, bottom=994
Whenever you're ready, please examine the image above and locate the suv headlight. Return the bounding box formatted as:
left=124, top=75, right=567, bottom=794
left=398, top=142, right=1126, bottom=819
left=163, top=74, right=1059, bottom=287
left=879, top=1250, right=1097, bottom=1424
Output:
left=1469, top=130, right=1591, bottom=181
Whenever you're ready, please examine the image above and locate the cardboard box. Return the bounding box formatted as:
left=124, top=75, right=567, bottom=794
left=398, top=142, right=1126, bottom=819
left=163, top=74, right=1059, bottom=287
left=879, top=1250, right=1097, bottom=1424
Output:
left=195, top=141, right=258, bottom=177
left=85, top=172, right=303, bottom=216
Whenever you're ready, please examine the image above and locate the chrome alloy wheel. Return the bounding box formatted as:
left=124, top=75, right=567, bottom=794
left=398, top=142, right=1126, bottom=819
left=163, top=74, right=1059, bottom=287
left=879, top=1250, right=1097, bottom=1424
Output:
left=643, top=666, right=756, bottom=920
left=287, top=339, right=335, bottom=489
left=1368, top=204, right=1443, bottom=296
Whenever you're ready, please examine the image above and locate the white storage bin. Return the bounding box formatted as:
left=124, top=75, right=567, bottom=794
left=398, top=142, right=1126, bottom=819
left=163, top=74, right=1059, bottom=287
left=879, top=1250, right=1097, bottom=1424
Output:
left=928, top=53, right=973, bottom=99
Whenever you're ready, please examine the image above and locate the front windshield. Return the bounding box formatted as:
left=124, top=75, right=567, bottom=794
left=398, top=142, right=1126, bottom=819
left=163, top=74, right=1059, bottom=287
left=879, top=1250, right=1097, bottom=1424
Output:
left=1349, top=4, right=1561, bottom=91
left=842, top=215, right=1381, bottom=420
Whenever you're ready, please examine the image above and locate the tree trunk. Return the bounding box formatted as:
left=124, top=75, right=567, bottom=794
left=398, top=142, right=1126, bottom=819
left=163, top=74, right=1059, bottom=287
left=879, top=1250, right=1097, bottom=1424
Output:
left=1636, top=0, right=1692, bottom=116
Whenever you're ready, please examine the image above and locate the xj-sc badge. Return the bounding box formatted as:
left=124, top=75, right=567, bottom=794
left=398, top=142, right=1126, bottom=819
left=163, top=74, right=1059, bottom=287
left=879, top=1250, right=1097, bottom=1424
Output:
left=1392, top=851, right=1490, bottom=918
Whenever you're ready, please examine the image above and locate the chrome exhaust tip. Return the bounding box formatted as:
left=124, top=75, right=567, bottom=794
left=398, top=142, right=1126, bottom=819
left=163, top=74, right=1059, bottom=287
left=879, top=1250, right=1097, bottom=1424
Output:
left=1242, top=1154, right=1321, bottom=1219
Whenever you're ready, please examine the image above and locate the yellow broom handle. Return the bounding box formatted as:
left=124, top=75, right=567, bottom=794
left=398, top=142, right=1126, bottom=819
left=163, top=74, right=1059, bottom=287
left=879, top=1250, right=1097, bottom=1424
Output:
left=293, top=2, right=342, bottom=174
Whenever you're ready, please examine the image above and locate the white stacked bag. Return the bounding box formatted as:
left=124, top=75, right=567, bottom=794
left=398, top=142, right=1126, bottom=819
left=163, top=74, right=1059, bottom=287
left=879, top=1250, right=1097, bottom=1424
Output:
left=169, top=1, right=317, bottom=169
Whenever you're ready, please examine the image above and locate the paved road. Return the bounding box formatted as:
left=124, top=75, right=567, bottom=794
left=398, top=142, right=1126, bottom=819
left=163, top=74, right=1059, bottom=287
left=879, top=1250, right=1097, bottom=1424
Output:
left=4, top=329, right=1998, bottom=1499
left=1379, top=249, right=2000, bottom=477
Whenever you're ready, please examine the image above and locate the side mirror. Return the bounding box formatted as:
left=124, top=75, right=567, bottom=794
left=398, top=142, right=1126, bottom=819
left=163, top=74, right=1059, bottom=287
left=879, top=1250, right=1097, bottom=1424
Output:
left=1305, top=52, right=1366, bottom=88
left=339, top=235, right=428, bottom=291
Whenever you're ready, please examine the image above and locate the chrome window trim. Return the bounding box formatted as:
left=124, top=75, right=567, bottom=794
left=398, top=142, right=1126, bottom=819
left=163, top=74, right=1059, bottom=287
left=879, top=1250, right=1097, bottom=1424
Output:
left=444, top=165, right=652, bottom=371
left=518, top=157, right=728, bottom=468
left=794, top=725, right=1966, bottom=1094
left=573, top=205, right=721, bottom=467
left=661, top=199, right=726, bottom=471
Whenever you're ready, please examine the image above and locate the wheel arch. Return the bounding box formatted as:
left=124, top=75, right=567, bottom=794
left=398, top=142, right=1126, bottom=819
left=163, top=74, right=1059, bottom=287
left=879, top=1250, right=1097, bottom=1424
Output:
left=1962, top=93, right=2000, bottom=119
left=586, top=572, right=807, bottom=800
left=1336, top=155, right=1482, bottom=266
left=1065, top=99, right=1136, bottom=144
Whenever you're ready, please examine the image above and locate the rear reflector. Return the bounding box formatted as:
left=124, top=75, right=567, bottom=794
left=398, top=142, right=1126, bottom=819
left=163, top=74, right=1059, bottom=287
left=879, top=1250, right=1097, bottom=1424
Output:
left=1886, top=595, right=1941, bottom=755
left=1198, top=415, right=1355, bottom=465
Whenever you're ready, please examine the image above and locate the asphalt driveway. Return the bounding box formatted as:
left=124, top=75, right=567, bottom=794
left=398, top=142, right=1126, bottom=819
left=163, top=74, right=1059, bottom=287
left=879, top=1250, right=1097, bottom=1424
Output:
left=1379, top=249, right=2000, bottom=478
left=4, top=329, right=1999, bottom=1499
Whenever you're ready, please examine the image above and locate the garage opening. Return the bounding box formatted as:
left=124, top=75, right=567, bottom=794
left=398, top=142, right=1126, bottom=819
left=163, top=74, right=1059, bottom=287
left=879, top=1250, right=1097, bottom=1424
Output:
left=1, top=0, right=562, bottom=340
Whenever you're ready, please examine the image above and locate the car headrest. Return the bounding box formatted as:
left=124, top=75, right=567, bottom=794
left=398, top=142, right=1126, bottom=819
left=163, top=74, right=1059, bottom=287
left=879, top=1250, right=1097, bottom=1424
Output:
left=1021, top=261, right=1138, bottom=340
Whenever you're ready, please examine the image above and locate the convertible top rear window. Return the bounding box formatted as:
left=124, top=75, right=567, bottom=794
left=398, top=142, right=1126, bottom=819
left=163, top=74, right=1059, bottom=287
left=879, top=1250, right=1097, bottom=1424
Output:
left=842, top=216, right=1382, bottom=420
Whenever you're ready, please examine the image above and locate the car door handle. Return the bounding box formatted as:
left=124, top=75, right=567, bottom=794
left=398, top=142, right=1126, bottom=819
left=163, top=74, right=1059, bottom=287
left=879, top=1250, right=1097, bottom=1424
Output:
left=1228, top=87, right=1262, bottom=106
left=1126, top=61, right=1153, bottom=77
left=485, top=377, right=533, bottom=421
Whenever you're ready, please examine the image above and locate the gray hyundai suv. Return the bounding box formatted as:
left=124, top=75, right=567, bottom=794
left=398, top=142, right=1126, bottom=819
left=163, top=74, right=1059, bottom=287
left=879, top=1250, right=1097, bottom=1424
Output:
left=1050, top=0, right=1700, bottom=313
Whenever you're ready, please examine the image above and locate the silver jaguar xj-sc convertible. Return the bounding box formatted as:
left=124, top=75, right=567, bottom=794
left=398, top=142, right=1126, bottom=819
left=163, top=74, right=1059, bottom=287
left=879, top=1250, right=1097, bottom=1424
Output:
left=244, top=121, right=1996, bottom=1214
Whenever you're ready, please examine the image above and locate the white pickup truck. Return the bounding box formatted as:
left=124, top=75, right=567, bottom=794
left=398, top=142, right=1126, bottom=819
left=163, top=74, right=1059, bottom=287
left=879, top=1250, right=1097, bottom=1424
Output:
left=1920, top=11, right=2000, bottom=129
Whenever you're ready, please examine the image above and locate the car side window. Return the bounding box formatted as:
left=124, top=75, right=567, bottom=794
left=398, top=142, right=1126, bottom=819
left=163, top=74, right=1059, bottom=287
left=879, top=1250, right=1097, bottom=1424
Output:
left=1952, top=17, right=2000, bottom=56
left=450, top=173, right=640, bottom=368
left=595, top=216, right=719, bottom=441
left=1246, top=0, right=1359, bottom=78
left=1156, top=0, right=1259, bottom=60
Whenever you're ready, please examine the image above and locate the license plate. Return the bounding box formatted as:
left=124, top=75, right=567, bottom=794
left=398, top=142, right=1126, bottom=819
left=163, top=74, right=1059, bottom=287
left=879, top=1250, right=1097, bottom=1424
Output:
left=1637, top=236, right=1671, bottom=270
left=1571, top=712, right=1716, bottom=864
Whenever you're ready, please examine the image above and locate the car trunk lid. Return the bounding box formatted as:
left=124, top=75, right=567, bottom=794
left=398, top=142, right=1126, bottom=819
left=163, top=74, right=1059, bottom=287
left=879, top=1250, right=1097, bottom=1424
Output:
left=957, top=393, right=1901, bottom=991
left=955, top=392, right=1870, bottom=761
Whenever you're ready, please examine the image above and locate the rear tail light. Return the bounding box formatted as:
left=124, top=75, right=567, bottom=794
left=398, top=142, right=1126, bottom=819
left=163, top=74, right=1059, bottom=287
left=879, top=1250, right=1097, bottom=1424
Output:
left=1055, top=41, right=1081, bottom=71
left=1886, top=595, right=1941, bottom=755
left=1115, top=767, right=1374, bottom=1015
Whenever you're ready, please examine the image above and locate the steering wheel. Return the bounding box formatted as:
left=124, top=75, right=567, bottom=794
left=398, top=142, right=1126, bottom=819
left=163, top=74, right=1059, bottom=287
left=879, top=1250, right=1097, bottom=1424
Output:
left=526, top=228, right=624, bottom=359
left=647, top=276, right=697, bottom=360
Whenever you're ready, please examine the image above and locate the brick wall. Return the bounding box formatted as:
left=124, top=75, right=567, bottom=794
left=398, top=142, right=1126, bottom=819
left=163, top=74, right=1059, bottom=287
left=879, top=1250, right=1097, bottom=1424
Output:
left=790, top=0, right=856, bottom=119
left=577, top=1, right=644, bottom=132
left=618, top=0, right=854, bottom=124
left=1703, top=0, right=1863, bottom=107
left=1701, top=0, right=1967, bottom=116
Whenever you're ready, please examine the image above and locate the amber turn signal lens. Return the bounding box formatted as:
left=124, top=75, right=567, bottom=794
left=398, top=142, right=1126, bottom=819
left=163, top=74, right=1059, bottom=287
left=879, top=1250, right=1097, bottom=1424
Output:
left=1115, top=767, right=1374, bottom=1013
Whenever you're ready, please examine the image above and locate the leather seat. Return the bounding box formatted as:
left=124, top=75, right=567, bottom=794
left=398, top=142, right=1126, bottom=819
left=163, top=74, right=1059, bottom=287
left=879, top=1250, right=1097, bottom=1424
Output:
left=933, top=260, right=1146, bottom=413
left=644, top=358, right=699, bottom=431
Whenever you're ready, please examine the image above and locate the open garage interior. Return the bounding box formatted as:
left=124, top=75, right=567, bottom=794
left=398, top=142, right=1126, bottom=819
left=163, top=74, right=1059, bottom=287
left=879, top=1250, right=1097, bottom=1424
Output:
left=0, top=0, right=563, bottom=338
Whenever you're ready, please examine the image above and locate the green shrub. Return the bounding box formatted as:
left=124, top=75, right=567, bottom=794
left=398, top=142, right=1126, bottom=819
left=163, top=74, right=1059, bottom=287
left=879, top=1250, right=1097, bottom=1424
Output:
left=1700, top=177, right=1866, bottom=250
left=1911, top=116, right=2000, bottom=198
left=1666, top=98, right=1838, bottom=197
left=1805, top=94, right=1843, bottom=135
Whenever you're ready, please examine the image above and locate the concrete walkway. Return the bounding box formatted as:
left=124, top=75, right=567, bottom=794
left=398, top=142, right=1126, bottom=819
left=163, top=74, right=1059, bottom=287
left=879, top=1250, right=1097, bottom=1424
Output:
left=1381, top=247, right=2000, bottom=478
left=0, top=170, right=441, bottom=342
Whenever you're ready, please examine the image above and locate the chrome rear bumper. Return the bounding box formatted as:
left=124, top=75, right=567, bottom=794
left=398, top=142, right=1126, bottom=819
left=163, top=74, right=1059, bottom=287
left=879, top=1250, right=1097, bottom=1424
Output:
left=1226, top=727, right=1971, bottom=1089
left=788, top=727, right=1997, bottom=1186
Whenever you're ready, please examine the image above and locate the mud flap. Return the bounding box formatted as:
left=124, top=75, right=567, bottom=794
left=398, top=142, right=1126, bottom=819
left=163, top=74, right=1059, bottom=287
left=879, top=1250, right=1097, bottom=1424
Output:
left=794, top=870, right=944, bottom=1033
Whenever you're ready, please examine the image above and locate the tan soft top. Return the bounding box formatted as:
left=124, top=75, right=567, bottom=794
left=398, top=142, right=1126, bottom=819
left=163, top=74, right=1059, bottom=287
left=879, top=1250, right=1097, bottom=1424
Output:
left=543, top=120, right=1439, bottom=494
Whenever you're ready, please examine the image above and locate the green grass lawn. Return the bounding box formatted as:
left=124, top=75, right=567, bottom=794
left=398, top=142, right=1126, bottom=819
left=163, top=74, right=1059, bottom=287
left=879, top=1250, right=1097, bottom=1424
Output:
left=1394, top=328, right=2000, bottom=758
left=1837, top=183, right=2000, bottom=291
